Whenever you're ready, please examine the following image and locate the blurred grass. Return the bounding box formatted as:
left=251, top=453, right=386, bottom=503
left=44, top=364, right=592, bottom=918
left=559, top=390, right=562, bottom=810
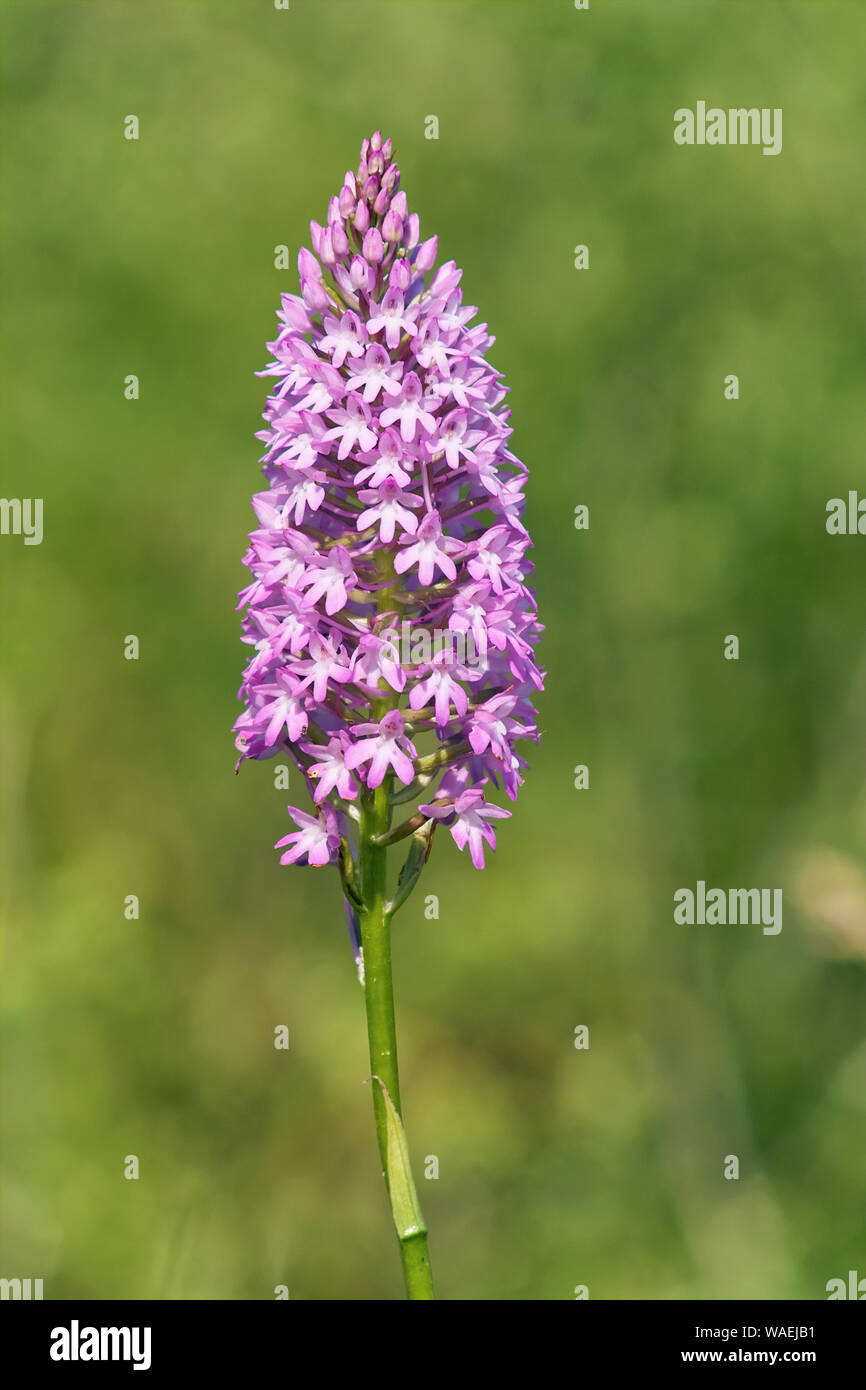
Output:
left=2, top=0, right=865, bottom=1299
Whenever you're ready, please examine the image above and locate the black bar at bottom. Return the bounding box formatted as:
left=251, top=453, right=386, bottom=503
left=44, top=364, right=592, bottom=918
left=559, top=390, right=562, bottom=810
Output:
left=1, top=1297, right=862, bottom=1375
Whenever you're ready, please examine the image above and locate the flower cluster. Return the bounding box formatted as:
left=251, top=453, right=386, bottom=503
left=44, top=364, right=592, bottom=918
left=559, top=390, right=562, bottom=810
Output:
left=235, top=132, right=543, bottom=879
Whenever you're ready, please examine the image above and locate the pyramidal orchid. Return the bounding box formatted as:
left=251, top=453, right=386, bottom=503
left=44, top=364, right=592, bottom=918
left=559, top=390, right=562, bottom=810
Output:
left=234, top=132, right=543, bottom=1299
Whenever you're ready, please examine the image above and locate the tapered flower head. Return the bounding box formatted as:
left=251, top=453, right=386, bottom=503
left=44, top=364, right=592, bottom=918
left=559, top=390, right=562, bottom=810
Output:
left=235, top=131, right=543, bottom=881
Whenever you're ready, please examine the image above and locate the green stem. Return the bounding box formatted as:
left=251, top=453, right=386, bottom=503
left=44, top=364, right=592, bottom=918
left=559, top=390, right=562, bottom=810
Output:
left=359, top=780, right=435, bottom=1300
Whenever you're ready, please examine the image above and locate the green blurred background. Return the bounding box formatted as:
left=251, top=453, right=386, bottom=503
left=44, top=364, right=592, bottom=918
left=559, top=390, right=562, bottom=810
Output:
left=2, top=0, right=865, bottom=1300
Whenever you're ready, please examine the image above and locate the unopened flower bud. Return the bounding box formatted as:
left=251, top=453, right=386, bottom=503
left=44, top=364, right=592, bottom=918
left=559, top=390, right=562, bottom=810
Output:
left=362, top=227, right=384, bottom=264
left=414, top=235, right=438, bottom=273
